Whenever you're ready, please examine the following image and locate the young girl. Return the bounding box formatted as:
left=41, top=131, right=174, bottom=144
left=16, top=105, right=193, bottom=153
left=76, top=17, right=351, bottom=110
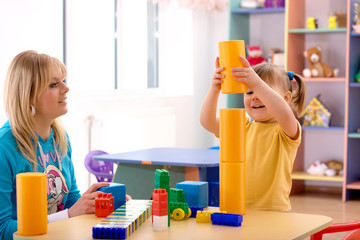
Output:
left=0, top=50, right=111, bottom=239
left=200, top=56, right=306, bottom=212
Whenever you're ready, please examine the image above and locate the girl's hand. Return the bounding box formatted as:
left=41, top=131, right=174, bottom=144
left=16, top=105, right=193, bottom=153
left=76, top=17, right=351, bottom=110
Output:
left=231, top=56, right=262, bottom=90
left=68, top=182, right=110, bottom=218
left=211, top=57, right=225, bottom=91
left=126, top=194, right=132, bottom=201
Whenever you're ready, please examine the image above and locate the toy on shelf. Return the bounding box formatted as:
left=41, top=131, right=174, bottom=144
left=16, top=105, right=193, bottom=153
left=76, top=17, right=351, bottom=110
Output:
left=302, top=46, right=339, bottom=78
left=353, top=0, right=360, bottom=33
left=306, top=160, right=343, bottom=177
left=264, top=0, right=285, bottom=8
left=356, top=70, right=360, bottom=82
left=302, top=95, right=331, bottom=128
left=95, top=193, right=114, bottom=218
left=241, top=0, right=261, bottom=8
left=307, top=17, right=318, bottom=29
left=335, top=11, right=347, bottom=28
left=328, top=13, right=337, bottom=29
left=246, top=45, right=266, bottom=66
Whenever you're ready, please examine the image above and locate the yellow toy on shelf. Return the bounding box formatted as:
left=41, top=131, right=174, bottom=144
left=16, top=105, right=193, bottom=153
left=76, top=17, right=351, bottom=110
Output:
left=328, top=13, right=337, bottom=29
left=307, top=17, right=317, bottom=29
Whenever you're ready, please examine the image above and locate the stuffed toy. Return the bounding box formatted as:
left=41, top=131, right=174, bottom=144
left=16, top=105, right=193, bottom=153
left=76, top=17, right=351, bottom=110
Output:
left=306, top=160, right=343, bottom=176
left=246, top=45, right=266, bottom=66
left=303, top=46, right=339, bottom=78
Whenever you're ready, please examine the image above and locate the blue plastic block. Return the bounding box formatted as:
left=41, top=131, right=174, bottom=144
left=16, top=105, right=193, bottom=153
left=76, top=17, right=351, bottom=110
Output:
left=208, top=181, right=219, bottom=207
left=99, top=182, right=126, bottom=210
left=189, top=206, right=203, bottom=218
left=176, top=181, right=208, bottom=207
left=210, top=212, right=243, bottom=227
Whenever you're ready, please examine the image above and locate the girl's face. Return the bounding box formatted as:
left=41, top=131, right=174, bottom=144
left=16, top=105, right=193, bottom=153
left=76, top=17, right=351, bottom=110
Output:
left=35, top=64, right=69, bottom=124
left=244, top=83, right=286, bottom=123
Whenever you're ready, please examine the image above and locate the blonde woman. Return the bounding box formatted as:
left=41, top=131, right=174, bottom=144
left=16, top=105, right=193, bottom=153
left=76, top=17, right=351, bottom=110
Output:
left=0, top=50, right=109, bottom=239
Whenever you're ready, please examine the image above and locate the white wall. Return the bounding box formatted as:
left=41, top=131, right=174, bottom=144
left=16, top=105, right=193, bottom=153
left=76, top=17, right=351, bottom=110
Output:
left=0, top=1, right=227, bottom=193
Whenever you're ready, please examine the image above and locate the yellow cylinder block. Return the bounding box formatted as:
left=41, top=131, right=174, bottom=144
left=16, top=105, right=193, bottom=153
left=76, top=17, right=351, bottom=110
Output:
left=220, top=108, right=246, bottom=163
left=218, top=40, right=247, bottom=94
left=220, top=162, right=245, bottom=215
left=16, top=173, right=47, bottom=236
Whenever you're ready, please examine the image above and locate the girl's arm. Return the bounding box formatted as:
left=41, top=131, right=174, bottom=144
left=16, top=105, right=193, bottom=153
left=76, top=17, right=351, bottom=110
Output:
left=200, top=57, right=224, bottom=137
left=232, top=57, right=299, bottom=139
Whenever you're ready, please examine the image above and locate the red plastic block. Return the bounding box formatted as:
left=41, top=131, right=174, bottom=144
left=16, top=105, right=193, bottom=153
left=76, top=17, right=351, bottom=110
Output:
left=152, top=188, right=168, bottom=217
left=95, top=193, right=114, bottom=217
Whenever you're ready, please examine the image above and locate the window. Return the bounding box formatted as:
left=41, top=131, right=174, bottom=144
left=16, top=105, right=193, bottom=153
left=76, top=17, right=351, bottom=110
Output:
left=66, top=0, right=158, bottom=92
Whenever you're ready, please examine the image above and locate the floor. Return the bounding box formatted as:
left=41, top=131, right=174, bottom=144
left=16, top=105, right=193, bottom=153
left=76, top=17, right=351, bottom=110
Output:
left=290, top=190, right=360, bottom=240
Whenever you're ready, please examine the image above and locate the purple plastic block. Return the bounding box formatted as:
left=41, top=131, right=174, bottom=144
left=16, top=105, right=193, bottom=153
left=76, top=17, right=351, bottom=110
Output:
left=211, top=213, right=243, bottom=227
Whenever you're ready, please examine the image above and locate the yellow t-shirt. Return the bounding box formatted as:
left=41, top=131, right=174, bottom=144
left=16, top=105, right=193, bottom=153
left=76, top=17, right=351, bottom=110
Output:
left=245, top=117, right=301, bottom=212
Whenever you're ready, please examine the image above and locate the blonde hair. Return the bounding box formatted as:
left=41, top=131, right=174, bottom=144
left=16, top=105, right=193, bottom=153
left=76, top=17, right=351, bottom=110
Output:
left=3, top=50, right=68, bottom=170
left=252, top=63, right=306, bottom=117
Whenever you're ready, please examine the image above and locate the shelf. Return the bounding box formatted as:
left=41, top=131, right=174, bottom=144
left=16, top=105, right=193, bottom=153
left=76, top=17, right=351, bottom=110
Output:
left=304, top=77, right=346, bottom=82
left=292, top=171, right=343, bottom=182
left=349, top=82, right=360, bottom=87
left=302, top=126, right=344, bottom=131
left=348, top=133, right=360, bottom=138
left=350, top=31, right=360, bottom=36
left=347, top=181, right=360, bottom=190
left=289, top=28, right=347, bottom=33
left=231, top=7, right=285, bottom=14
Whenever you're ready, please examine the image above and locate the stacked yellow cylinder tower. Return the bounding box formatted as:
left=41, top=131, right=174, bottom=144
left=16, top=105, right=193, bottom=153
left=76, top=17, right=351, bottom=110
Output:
left=218, top=40, right=246, bottom=215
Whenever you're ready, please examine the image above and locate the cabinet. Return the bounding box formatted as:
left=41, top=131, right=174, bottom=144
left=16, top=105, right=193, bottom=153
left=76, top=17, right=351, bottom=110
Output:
left=286, top=0, right=360, bottom=201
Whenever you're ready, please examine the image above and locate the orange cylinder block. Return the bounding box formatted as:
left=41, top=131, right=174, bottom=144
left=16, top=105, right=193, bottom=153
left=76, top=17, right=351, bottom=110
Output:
left=220, top=162, right=245, bottom=215
left=218, top=40, right=247, bottom=94
left=16, top=173, right=47, bottom=236
left=220, top=108, right=246, bottom=163
left=219, top=108, right=246, bottom=215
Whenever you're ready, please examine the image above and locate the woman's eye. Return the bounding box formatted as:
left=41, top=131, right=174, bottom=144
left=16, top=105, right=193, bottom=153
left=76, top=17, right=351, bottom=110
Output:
left=50, top=82, right=58, bottom=88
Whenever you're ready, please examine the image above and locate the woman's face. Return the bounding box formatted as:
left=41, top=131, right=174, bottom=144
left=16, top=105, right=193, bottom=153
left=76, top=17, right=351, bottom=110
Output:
left=35, top=64, right=69, bottom=124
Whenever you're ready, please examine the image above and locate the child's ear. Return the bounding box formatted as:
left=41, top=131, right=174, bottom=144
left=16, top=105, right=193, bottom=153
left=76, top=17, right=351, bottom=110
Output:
left=284, top=91, right=292, bottom=104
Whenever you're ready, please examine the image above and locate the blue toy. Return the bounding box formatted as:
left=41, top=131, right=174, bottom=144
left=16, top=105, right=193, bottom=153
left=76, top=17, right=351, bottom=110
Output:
left=176, top=181, right=208, bottom=207
left=98, top=182, right=126, bottom=210
left=211, top=212, right=243, bottom=227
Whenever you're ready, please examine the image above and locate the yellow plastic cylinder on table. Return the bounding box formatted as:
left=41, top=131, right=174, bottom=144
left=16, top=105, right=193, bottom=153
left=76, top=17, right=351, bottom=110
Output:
left=218, top=40, right=247, bottom=94
left=219, top=108, right=246, bottom=215
left=16, top=173, right=47, bottom=236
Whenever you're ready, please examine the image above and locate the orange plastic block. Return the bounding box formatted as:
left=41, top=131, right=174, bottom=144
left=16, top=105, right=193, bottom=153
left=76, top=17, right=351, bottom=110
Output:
left=218, top=40, right=247, bottom=94
left=95, top=193, right=115, bottom=217
left=152, top=189, right=168, bottom=217
left=220, top=162, right=245, bottom=215
left=16, top=173, right=47, bottom=236
left=220, top=108, right=246, bottom=163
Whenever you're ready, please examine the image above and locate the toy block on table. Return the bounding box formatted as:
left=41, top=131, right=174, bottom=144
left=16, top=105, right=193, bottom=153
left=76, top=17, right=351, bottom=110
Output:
left=176, top=181, right=208, bottom=207
left=211, top=213, right=243, bottom=227
left=93, top=199, right=152, bottom=239
left=196, top=210, right=212, bottom=223
left=154, top=169, right=170, bottom=226
left=98, top=183, right=126, bottom=210
left=169, top=188, right=185, bottom=203
left=152, top=189, right=168, bottom=231
left=189, top=206, right=203, bottom=218
left=95, top=193, right=114, bottom=217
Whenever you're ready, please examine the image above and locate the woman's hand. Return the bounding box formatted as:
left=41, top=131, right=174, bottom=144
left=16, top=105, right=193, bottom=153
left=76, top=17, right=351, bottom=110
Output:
left=68, top=182, right=109, bottom=218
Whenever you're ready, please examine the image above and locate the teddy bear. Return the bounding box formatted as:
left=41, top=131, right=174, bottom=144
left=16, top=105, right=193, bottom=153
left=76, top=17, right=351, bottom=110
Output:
left=303, top=46, right=339, bottom=78
left=306, top=160, right=343, bottom=176
left=246, top=45, right=266, bottom=66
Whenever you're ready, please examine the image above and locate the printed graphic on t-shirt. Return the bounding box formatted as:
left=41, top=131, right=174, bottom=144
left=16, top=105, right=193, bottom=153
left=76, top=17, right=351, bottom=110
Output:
left=45, top=165, right=69, bottom=214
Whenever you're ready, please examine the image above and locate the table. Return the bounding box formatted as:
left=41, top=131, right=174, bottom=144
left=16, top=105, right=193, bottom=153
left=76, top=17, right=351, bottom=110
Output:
left=14, top=209, right=333, bottom=240
left=93, top=148, right=220, bottom=199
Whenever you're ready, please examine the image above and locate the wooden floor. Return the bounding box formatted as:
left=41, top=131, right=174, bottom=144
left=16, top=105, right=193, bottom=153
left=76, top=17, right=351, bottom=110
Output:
left=290, top=190, right=360, bottom=240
